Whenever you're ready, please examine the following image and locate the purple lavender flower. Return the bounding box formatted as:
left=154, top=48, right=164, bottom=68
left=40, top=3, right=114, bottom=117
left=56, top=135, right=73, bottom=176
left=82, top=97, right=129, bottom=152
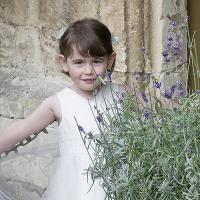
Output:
left=106, top=71, right=112, bottom=83
left=176, top=82, right=184, bottom=90
left=173, top=47, right=180, bottom=56
left=162, top=49, right=171, bottom=63
left=140, top=47, right=145, bottom=52
left=170, top=84, right=176, bottom=94
left=154, top=81, right=161, bottom=89
left=78, top=125, right=85, bottom=133
left=94, top=105, right=101, bottom=114
left=141, top=92, right=148, bottom=103
left=176, top=41, right=181, bottom=48
left=165, top=57, right=171, bottom=63
left=143, top=113, right=150, bottom=119
left=162, top=49, right=169, bottom=58
left=170, top=21, right=177, bottom=27
left=167, top=35, right=173, bottom=42
left=167, top=41, right=172, bottom=48
left=87, top=132, right=94, bottom=140
left=196, top=90, right=200, bottom=94
left=163, top=90, right=172, bottom=99
left=177, top=90, right=184, bottom=97
left=96, top=115, right=102, bottom=123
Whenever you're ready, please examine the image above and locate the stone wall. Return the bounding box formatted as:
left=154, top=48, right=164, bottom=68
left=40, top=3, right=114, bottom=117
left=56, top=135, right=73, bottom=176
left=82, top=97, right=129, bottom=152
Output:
left=0, top=0, right=187, bottom=199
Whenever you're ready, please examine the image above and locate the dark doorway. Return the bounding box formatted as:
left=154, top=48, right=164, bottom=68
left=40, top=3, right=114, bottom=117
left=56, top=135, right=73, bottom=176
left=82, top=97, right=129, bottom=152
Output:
left=187, top=0, right=200, bottom=91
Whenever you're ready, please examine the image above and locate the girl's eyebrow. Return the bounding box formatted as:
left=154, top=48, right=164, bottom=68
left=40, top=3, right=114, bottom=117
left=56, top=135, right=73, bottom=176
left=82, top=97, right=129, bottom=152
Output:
left=71, top=58, right=84, bottom=62
left=72, top=57, right=104, bottom=62
left=92, top=57, right=104, bottom=60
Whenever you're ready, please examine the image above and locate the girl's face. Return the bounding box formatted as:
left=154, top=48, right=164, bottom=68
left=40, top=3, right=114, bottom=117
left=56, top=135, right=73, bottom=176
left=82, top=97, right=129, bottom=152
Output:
left=61, top=45, right=115, bottom=98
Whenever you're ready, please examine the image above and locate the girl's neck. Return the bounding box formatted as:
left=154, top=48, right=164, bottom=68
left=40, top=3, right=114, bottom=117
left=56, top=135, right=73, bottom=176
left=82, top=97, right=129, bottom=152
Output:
left=70, top=84, right=103, bottom=100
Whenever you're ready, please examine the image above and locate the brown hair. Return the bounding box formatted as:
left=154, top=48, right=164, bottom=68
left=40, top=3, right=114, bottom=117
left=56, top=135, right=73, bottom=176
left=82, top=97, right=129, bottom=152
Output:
left=59, top=18, right=115, bottom=72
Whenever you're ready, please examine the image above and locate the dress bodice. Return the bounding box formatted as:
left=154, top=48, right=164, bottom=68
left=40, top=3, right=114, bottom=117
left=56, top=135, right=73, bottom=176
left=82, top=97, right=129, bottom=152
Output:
left=57, top=83, right=120, bottom=156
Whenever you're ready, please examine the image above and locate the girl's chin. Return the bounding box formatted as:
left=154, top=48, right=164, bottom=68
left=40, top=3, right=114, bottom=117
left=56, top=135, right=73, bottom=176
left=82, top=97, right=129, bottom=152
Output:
left=82, top=80, right=102, bottom=89
left=81, top=83, right=102, bottom=92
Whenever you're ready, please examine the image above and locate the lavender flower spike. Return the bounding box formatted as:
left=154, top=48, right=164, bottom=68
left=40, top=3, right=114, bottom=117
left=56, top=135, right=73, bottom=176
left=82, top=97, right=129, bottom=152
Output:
left=170, top=84, right=176, bottom=94
left=195, top=90, right=200, bottom=95
left=163, top=90, right=172, bottom=99
left=78, top=125, right=85, bottom=133
left=143, top=113, right=150, bottom=119
left=141, top=92, right=148, bottom=103
left=106, top=71, right=112, bottom=83
left=170, top=21, right=177, bottom=27
left=162, top=49, right=169, bottom=58
left=96, top=115, right=102, bottom=123
left=154, top=81, right=161, bottom=89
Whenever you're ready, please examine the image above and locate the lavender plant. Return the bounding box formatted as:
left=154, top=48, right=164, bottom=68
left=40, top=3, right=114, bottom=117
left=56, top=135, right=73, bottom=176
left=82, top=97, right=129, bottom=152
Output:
left=79, top=19, right=200, bottom=200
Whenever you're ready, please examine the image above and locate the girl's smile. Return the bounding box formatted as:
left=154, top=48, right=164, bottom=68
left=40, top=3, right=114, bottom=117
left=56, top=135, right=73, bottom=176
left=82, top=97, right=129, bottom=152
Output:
left=81, top=78, right=96, bottom=83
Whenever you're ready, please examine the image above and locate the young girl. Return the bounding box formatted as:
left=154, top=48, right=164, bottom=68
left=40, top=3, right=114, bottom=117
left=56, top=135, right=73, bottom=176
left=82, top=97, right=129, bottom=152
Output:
left=0, top=18, right=121, bottom=199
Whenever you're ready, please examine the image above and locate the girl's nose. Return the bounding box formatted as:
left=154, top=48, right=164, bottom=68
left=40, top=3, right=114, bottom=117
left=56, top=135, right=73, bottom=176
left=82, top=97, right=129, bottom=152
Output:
left=84, top=62, right=94, bottom=74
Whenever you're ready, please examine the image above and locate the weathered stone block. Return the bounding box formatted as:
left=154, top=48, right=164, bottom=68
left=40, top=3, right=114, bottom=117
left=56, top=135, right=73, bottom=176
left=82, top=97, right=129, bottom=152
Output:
left=39, top=26, right=63, bottom=74
left=0, top=0, right=29, bottom=25
left=0, top=68, right=69, bottom=118
left=0, top=23, right=15, bottom=67
left=39, top=0, right=71, bottom=28
left=100, top=0, right=127, bottom=74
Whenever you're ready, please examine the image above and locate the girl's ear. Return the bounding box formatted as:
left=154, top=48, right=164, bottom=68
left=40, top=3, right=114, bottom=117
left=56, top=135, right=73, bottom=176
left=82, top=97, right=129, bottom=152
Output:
left=107, top=52, right=116, bottom=72
left=57, top=54, right=69, bottom=73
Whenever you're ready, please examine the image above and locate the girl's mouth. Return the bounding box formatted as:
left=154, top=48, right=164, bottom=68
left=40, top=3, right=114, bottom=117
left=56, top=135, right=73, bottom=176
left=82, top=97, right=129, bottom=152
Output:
left=82, top=78, right=96, bottom=83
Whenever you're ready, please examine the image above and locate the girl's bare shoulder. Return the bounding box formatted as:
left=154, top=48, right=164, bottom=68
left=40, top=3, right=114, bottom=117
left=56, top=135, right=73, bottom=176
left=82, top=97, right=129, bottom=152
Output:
left=42, top=95, right=61, bottom=122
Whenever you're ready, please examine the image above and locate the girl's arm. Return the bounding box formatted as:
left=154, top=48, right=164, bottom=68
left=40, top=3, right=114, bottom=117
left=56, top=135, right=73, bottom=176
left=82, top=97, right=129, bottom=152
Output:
left=0, top=95, right=61, bottom=154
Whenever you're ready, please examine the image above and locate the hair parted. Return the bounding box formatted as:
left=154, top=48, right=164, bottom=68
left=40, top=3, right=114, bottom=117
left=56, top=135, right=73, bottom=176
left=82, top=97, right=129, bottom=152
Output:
left=59, top=18, right=114, bottom=59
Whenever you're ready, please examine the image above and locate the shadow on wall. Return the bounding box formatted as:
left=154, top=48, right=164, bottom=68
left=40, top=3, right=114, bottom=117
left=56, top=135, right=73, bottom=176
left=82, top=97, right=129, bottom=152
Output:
left=0, top=177, right=44, bottom=200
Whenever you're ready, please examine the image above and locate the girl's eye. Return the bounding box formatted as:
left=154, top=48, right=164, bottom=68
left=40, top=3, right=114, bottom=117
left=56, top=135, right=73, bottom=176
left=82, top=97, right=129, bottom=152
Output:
left=74, top=60, right=83, bottom=65
left=93, top=60, right=103, bottom=64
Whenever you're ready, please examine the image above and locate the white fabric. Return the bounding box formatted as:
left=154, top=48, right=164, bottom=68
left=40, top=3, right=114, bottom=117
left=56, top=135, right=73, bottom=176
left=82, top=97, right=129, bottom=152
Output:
left=41, top=83, right=121, bottom=200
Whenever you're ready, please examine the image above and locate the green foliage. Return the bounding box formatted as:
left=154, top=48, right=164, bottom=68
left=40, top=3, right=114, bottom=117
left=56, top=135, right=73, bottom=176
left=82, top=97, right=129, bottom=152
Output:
left=80, top=19, right=200, bottom=200
left=85, top=90, right=200, bottom=200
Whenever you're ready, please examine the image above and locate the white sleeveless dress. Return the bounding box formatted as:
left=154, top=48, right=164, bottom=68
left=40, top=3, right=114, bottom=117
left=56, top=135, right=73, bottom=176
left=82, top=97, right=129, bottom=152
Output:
left=41, top=83, right=121, bottom=200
